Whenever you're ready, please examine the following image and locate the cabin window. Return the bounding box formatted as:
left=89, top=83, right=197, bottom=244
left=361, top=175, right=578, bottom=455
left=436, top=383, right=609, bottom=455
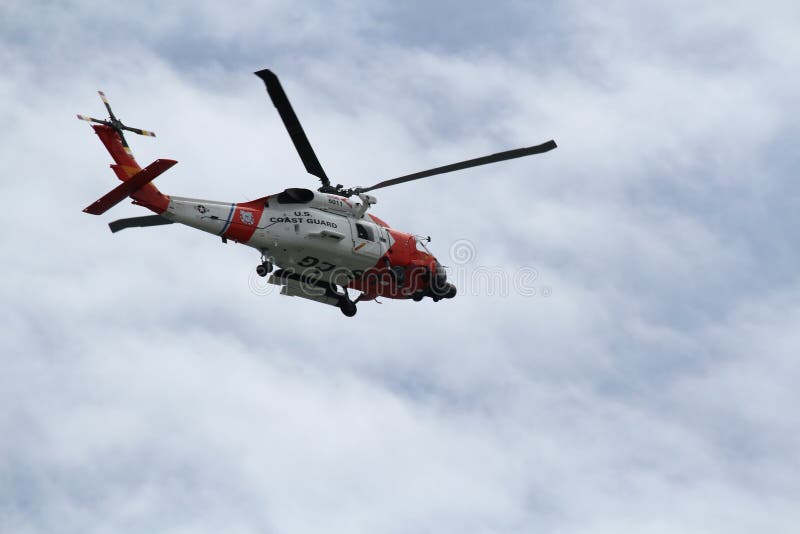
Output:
left=356, top=223, right=375, bottom=241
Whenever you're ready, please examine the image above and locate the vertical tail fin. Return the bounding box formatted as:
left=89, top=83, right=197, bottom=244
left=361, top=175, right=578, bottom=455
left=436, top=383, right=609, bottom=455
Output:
left=78, top=92, right=171, bottom=214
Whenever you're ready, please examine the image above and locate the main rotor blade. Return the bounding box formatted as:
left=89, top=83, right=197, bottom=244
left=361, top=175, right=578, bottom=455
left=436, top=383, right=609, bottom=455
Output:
left=357, top=140, right=557, bottom=193
left=109, top=215, right=174, bottom=233
left=254, top=69, right=330, bottom=188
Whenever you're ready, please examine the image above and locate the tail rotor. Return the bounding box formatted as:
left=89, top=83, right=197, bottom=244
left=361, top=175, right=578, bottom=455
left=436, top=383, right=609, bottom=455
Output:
left=77, top=91, right=156, bottom=150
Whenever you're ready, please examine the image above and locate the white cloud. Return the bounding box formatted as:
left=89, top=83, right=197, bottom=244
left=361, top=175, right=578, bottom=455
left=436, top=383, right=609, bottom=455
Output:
left=2, top=1, right=800, bottom=533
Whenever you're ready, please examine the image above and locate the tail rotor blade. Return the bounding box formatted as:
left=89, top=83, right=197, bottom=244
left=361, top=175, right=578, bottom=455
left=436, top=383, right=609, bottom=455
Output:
left=79, top=90, right=157, bottom=153
left=98, top=90, right=117, bottom=121
left=121, top=125, right=156, bottom=137
left=77, top=114, right=110, bottom=125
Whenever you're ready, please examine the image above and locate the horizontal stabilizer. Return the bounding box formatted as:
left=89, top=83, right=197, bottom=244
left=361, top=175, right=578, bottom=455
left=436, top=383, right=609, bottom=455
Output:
left=109, top=215, right=174, bottom=233
left=83, top=158, right=177, bottom=215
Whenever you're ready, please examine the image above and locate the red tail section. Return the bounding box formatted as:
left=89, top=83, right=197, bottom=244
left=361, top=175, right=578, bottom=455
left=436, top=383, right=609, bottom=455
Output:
left=90, top=124, right=171, bottom=214
left=83, top=159, right=177, bottom=215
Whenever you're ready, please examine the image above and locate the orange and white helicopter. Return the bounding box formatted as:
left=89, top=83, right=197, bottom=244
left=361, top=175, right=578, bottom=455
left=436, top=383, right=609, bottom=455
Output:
left=79, top=69, right=556, bottom=316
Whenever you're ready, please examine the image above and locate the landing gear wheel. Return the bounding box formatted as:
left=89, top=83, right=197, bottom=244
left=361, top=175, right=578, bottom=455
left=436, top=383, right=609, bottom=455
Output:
left=412, top=291, right=425, bottom=302
left=339, top=299, right=357, bottom=317
left=256, top=260, right=273, bottom=277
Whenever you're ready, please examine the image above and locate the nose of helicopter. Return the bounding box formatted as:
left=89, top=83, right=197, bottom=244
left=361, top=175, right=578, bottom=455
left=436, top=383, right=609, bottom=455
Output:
left=430, top=259, right=457, bottom=300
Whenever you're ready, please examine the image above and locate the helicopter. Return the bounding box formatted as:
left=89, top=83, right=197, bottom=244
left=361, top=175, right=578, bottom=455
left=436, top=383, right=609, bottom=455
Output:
left=79, top=69, right=556, bottom=316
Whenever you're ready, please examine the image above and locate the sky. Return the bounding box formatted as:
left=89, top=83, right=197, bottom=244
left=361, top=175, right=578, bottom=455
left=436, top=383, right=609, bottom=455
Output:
left=1, top=1, right=799, bottom=533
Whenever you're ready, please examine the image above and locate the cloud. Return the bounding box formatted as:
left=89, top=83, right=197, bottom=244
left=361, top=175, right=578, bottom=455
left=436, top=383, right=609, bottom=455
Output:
left=2, top=1, right=800, bottom=533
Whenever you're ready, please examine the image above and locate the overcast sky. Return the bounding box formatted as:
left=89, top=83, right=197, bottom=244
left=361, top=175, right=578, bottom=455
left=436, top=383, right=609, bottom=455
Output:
left=2, top=1, right=799, bottom=533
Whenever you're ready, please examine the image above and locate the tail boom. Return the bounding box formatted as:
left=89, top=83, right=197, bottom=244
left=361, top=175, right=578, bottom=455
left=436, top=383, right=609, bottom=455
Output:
left=87, top=124, right=172, bottom=214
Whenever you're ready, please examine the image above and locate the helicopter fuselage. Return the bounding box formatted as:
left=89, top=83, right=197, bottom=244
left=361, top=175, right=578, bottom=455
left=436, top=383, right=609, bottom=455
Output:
left=162, top=188, right=452, bottom=302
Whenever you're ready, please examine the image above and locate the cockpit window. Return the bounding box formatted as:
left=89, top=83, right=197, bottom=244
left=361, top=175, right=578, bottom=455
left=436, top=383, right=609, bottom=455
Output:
left=276, top=188, right=314, bottom=204
left=415, top=238, right=431, bottom=253
left=356, top=223, right=375, bottom=241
